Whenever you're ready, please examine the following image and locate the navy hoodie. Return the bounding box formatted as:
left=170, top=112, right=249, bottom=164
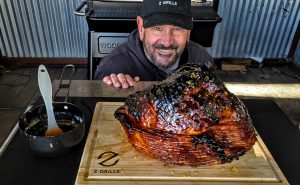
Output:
left=94, top=29, right=214, bottom=81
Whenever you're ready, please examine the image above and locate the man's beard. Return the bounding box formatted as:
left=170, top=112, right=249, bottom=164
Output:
left=143, top=41, right=186, bottom=69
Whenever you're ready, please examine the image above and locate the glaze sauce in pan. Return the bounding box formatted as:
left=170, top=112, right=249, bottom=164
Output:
left=24, top=111, right=81, bottom=136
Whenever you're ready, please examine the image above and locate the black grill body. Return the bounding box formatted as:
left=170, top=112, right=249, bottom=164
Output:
left=75, top=0, right=222, bottom=79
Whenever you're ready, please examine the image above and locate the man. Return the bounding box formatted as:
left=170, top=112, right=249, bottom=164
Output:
left=94, top=0, right=214, bottom=88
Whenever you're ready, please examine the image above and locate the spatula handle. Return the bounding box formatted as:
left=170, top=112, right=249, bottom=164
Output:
left=38, top=65, right=58, bottom=130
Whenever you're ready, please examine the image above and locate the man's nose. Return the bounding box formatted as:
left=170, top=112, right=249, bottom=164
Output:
left=160, top=30, right=174, bottom=47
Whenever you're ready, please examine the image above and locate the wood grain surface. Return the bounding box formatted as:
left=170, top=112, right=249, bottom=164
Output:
left=75, top=102, right=289, bottom=185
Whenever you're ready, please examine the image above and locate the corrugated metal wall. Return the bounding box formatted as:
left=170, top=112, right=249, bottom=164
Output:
left=208, top=0, right=300, bottom=59
left=0, top=0, right=88, bottom=57
left=0, top=0, right=299, bottom=61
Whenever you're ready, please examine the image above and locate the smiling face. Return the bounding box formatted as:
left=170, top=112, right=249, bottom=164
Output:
left=137, top=16, right=190, bottom=69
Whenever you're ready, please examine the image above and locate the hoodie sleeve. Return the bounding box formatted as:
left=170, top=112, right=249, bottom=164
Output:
left=187, top=41, right=216, bottom=70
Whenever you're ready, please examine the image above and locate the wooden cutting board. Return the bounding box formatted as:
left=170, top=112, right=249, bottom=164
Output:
left=75, top=102, right=289, bottom=185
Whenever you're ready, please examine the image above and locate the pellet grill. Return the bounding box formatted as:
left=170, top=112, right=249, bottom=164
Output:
left=74, top=0, right=222, bottom=80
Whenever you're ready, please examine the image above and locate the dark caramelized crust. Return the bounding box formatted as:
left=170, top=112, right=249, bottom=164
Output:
left=115, top=64, right=257, bottom=165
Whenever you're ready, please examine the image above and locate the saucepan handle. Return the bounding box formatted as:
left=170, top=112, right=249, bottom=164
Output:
left=53, top=64, right=76, bottom=102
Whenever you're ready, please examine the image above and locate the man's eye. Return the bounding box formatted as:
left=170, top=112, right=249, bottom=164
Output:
left=173, top=26, right=182, bottom=31
left=152, top=26, right=162, bottom=31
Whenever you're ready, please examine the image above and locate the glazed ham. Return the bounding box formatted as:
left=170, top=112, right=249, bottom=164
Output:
left=115, top=64, right=256, bottom=165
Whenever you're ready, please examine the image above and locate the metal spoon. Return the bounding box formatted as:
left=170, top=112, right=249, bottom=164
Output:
left=38, top=65, right=63, bottom=136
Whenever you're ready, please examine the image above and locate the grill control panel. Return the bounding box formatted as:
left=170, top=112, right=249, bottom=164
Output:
left=89, top=32, right=129, bottom=79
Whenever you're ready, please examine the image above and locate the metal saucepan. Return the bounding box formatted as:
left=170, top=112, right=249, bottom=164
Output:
left=18, top=65, right=85, bottom=157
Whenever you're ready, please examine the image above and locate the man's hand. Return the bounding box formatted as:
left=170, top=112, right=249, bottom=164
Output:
left=103, top=73, right=140, bottom=88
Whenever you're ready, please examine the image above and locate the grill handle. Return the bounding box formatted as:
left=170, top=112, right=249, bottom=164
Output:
left=74, top=1, right=87, bottom=16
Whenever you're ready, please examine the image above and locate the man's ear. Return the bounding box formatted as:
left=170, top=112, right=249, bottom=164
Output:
left=136, top=16, right=144, bottom=40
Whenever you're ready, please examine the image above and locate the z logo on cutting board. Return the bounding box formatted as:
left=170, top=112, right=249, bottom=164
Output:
left=98, top=151, right=119, bottom=167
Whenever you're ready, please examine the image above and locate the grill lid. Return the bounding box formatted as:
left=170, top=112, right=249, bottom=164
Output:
left=77, top=0, right=221, bottom=21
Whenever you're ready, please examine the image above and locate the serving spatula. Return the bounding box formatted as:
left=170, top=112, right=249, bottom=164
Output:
left=38, top=65, right=64, bottom=136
